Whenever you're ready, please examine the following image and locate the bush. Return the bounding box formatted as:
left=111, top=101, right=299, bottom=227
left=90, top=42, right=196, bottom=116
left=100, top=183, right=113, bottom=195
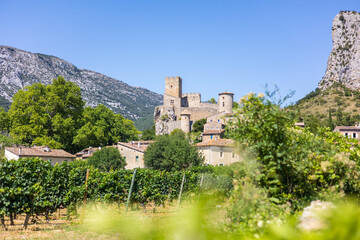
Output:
left=87, top=147, right=126, bottom=172
left=144, top=130, right=204, bottom=171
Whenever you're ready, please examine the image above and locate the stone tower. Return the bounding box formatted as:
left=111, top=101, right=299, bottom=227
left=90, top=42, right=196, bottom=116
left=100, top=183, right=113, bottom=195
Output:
left=180, top=110, right=191, bottom=134
left=165, top=76, right=182, bottom=98
left=218, top=92, right=234, bottom=114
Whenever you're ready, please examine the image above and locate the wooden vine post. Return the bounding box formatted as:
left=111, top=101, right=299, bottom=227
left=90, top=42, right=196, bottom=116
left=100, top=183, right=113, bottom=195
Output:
left=177, top=172, right=186, bottom=208
left=125, top=168, right=137, bottom=213
left=80, top=169, right=90, bottom=224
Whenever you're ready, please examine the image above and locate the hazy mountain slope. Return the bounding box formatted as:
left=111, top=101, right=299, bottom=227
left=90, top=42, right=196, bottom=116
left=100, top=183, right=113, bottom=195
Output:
left=0, top=46, right=162, bottom=130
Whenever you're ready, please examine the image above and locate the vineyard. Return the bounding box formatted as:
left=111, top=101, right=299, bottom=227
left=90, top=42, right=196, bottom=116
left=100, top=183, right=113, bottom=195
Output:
left=0, top=158, right=233, bottom=230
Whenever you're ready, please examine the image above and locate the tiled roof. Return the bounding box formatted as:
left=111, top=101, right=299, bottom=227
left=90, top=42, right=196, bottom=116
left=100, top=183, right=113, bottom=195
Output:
left=180, top=109, right=191, bottom=115
left=6, top=146, right=75, bottom=158
left=202, top=129, right=225, bottom=134
left=118, top=141, right=154, bottom=153
left=218, top=92, right=234, bottom=95
left=295, top=122, right=305, bottom=127
left=334, top=126, right=360, bottom=131
left=195, top=139, right=234, bottom=147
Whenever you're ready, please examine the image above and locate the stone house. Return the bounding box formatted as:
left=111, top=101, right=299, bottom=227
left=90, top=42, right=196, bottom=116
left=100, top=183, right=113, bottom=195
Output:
left=195, top=139, right=240, bottom=166
left=333, top=125, right=360, bottom=139
left=116, top=141, right=154, bottom=169
left=75, top=147, right=101, bottom=160
left=5, top=145, right=75, bottom=165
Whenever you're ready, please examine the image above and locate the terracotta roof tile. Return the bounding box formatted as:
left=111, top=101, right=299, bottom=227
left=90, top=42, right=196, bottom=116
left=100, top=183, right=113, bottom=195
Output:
left=118, top=141, right=154, bottom=153
left=334, top=126, right=360, bottom=131
left=195, top=139, right=234, bottom=147
left=6, top=146, right=75, bottom=158
left=202, top=129, right=225, bottom=134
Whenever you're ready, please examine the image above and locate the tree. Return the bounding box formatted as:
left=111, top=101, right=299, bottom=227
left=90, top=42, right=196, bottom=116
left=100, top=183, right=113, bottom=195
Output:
left=141, top=124, right=155, bottom=140
left=192, top=118, right=206, bottom=133
left=73, top=104, right=139, bottom=150
left=87, top=147, right=126, bottom=172
left=0, top=108, right=10, bottom=133
left=144, top=130, right=203, bottom=171
left=207, top=98, right=217, bottom=104
left=227, top=93, right=360, bottom=208
left=8, top=76, right=85, bottom=152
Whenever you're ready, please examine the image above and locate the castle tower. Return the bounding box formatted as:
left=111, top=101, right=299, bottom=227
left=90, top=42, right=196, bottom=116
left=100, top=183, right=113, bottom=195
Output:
left=180, top=110, right=191, bottom=134
left=165, top=76, right=182, bottom=98
left=218, top=92, right=234, bottom=114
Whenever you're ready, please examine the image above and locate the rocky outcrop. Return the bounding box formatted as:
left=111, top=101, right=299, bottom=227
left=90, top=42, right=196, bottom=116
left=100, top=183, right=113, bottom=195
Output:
left=319, top=11, right=360, bottom=90
left=0, top=46, right=162, bottom=124
left=299, top=200, right=335, bottom=231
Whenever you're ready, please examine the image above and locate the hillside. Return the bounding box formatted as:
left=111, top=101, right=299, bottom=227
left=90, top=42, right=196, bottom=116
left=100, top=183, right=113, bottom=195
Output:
left=291, top=11, right=360, bottom=130
left=291, top=84, right=360, bottom=129
left=0, top=46, right=162, bottom=130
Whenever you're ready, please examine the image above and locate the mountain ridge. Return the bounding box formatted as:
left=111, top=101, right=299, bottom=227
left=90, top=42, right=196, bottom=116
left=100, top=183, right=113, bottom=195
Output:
left=0, top=45, right=162, bottom=130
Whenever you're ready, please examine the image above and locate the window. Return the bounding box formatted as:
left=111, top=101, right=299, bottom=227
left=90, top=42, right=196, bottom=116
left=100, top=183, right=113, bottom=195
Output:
left=219, top=163, right=224, bottom=166
left=345, top=133, right=348, bottom=137
left=136, top=156, right=139, bottom=162
left=218, top=119, right=220, bottom=122
left=232, top=152, right=235, bottom=158
left=170, top=100, right=174, bottom=105
left=354, top=133, right=357, bottom=138
left=220, top=152, right=223, bottom=158
left=222, top=102, right=225, bottom=107
left=124, top=157, right=126, bottom=161
left=211, top=134, right=213, bottom=139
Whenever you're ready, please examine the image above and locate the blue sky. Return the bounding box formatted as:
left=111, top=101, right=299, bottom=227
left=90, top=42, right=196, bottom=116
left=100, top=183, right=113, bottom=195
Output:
left=1, top=0, right=360, bottom=103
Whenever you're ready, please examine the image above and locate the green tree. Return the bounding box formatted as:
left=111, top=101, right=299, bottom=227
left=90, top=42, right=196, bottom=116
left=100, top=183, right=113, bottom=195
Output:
left=0, top=108, right=10, bottom=133
left=207, top=98, right=217, bottom=104
left=8, top=76, right=85, bottom=152
left=141, top=124, right=155, bottom=140
left=73, top=104, right=139, bottom=149
left=192, top=118, right=206, bottom=133
left=87, top=147, right=126, bottom=172
left=328, top=107, right=334, bottom=130
left=144, top=130, right=203, bottom=171
left=227, top=93, right=360, bottom=208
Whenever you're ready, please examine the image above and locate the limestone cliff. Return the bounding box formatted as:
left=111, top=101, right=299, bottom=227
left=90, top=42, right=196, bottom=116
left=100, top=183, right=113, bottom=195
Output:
left=319, top=11, right=360, bottom=90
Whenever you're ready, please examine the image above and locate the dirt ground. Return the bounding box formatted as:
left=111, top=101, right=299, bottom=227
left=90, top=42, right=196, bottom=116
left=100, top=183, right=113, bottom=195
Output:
left=0, top=203, right=181, bottom=239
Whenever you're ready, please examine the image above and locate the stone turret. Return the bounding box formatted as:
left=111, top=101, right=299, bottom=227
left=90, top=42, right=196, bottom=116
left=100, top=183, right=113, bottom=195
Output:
left=218, top=92, right=234, bottom=114
left=180, top=109, right=191, bottom=134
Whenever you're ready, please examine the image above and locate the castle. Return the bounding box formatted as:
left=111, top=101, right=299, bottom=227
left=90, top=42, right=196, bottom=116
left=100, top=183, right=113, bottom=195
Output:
left=154, top=76, right=234, bottom=136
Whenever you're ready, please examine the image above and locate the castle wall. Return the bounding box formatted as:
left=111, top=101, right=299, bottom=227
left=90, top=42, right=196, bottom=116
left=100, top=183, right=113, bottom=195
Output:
left=164, top=94, right=181, bottom=117
left=182, top=93, right=201, bottom=107
left=180, top=107, right=219, bottom=123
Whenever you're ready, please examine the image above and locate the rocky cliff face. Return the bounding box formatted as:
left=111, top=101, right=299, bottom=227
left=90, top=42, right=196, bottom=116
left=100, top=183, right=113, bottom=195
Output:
left=0, top=46, right=162, bottom=127
left=319, top=11, right=360, bottom=90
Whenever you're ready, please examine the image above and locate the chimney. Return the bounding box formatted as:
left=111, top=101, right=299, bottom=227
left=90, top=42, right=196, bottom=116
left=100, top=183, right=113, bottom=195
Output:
left=19, top=147, right=22, bottom=156
left=138, top=142, right=141, bottom=148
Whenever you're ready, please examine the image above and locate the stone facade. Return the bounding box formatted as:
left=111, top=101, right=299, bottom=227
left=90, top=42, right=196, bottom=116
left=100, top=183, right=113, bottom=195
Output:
left=196, top=139, right=241, bottom=166
left=116, top=141, right=153, bottom=169
left=155, top=76, right=234, bottom=135
left=333, top=125, right=360, bottom=139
